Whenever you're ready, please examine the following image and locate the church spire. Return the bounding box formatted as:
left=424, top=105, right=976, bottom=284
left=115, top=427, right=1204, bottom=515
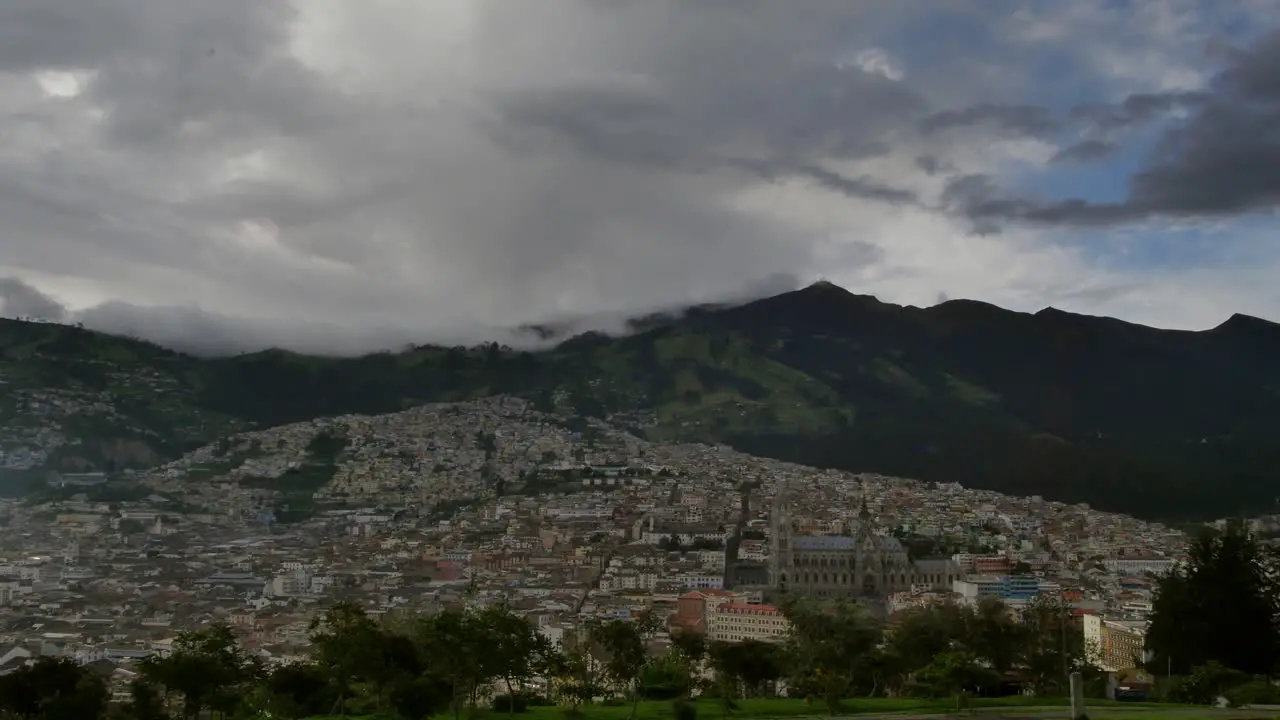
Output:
left=858, top=494, right=871, bottom=521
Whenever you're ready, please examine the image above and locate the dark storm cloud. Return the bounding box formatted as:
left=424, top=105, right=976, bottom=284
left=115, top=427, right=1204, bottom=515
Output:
left=919, top=104, right=1060, bottom=137
left=0, top=0, right=962, bottom=355
left=944, top=30, right=1280, bottom=228
left=1050, top=139, right=1118, bottom=164
left=5, top=0, right=1276, bottom=352
left=1068, top=91, right=1208, bottom=133
left=0, top=278, right=68, bottom=321
left=491, top=56, right=927, bottom=203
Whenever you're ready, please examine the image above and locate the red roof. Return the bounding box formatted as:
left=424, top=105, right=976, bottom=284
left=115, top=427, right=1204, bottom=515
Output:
left=718, top=603, right=781, bottom=615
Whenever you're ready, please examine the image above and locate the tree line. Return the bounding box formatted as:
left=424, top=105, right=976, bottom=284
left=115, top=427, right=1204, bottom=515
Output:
left=6, top=521, right=1280, bottom=719
left=0, top=593, right=1092, bottom=720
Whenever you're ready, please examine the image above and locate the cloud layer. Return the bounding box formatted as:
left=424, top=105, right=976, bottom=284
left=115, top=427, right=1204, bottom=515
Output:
left=1, top=0, right=1278, bottom=354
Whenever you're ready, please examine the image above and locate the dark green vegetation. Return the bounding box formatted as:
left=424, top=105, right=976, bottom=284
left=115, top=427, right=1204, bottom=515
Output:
left=18, top=595, right=1130, bottom=720
left=1091, top=521, right=1280, bottom=710
left=18, top=524, right=1280, bottom=720
left=1146, top=522, right=1280, bottom=696
left=6, top=281, right=1280, bottom=519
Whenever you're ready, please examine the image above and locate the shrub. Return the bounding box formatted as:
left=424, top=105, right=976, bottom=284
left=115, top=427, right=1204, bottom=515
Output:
left=491, top=693, right=529, bottom=713
left=673, top=699, right=698, bottom=720
left=1224, top=678, right=1280, bottom=708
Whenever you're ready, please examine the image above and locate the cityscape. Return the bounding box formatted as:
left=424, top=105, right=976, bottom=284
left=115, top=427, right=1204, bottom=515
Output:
left=0, top=395, right=1200, bottom=705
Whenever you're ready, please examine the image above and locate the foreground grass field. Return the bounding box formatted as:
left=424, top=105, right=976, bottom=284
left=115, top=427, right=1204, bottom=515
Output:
left=304, top=695, right=1231, bottom=720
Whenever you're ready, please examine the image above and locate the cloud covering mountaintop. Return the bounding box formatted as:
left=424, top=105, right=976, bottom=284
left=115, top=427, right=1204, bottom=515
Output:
left=2, top=0, right=1278, bottom=354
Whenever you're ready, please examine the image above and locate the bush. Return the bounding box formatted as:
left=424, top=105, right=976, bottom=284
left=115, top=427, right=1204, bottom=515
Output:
left=673, top=699, right=697, bottom=720
left=1224, top=679, right=1280, bottom=708
left=491, top=693, right=529, bottom=713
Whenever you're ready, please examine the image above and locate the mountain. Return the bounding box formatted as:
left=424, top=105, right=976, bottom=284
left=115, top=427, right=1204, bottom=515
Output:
left=3, top=281, right=1279, bottom=520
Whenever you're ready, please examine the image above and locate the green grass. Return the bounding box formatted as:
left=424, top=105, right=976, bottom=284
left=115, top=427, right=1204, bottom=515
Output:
left=304, top=696, right=1214, bottom=720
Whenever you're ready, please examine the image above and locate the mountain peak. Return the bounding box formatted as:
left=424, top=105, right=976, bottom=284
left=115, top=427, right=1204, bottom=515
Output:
left=1212, top=312, right=1280, bottom=338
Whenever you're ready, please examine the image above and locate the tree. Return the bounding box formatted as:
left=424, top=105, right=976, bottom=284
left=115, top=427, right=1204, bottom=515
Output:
left=1020, top=595, right=1093, bottom=695
left=139, top=624, right=263, bottom=720
left=549, top=640, right=603, bottom=712
left=0, top=657, right=108, bottom=720
left=706, top=640, right=782, bottom=699
left=914, top=650, right=999, bottom=709
left=254, top=662, right=337, bottom=719
left=782, top=599, right=883, bottom=714
left=121, top=679, right=168, bottom=720
left=638, top=653, right=693, bottom=700
left=1147, top=522, right=1280, bottom=676
left=966, top=598, right=1027, bottom=676
left=669, top=629, right=708, bottom=699
left=589, top=613, right=660, bottom=720
left=417, top=607, right=491, bottom=720
left=884, top=604, right=964, bottom=673
left=669, top=629, right=707, bottom=666
left=309, top=601, right=386, bottom=716
left=476, top=604, right=548, bottom=713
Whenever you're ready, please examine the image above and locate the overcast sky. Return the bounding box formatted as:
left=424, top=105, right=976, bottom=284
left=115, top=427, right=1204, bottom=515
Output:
left=2, top=0, right=1279, bottom=355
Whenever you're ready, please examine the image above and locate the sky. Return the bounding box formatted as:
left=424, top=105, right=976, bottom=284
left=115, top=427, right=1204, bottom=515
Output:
left=1, top=0, right=1279, bottom=355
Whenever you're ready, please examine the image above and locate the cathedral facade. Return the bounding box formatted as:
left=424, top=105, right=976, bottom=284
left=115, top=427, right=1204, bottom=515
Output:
left=767, top=488, right=961, bottom=600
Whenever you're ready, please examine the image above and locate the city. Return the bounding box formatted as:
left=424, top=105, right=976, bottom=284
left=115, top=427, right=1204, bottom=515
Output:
left=0, top=396, right=1194, bottom=705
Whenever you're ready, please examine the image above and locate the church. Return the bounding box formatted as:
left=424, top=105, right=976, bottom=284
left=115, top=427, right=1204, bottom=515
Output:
left=767, top=486, right=961, bottom=601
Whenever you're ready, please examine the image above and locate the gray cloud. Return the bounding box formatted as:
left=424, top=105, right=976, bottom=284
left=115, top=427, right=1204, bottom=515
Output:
left=919, top=104, right=1060, bottom=137
left=0, top=0, right=952, bottom=355
left=1050, top=139, right=1118, bottom=164
left=0, top=277, right=68, bottom=321
left=946, top=30, right=1280, bottom=227
left=1068, top=91, right=1208, bottom=133
left=1, top=0, right=1278, bottom=352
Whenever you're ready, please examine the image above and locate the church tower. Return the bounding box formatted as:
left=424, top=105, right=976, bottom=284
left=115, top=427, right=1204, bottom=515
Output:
left=768, top=485, right=793, bottom=593
left=853, top=488, right=884, bottom=596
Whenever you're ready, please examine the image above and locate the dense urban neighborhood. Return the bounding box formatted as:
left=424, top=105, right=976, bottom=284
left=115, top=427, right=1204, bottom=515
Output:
left=0, top=393, right=1210, bottom=709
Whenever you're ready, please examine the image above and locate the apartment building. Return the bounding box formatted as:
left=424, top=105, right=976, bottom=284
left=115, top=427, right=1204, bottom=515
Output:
left=1083, top=614, right=1150, bottom=671
left=706, top=603, right=789, bottom=643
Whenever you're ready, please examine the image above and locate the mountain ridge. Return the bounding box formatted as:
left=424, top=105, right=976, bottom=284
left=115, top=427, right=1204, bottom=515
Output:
left=3, top=281, right=1279, bottom=521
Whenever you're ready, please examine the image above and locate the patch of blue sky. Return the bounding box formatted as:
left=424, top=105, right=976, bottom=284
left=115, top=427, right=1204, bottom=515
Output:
left=1046, top=215, right=1269, bottom=274
left=1010, top=120, right=1162, bottom=206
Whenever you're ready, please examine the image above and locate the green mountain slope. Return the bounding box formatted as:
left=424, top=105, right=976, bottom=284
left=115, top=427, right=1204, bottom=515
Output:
left=3, top=281, right=1279, bottom=520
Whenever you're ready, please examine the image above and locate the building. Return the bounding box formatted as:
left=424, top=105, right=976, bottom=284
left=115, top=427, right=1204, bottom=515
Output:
left=768, top=486, right=961, bottom=601
left=672, top=589, right=750, bottom=634
left=1083, top=615, right=1150, bottom=671
left=1101, top=557, right=1178, bottom=576
left=952, top=575, right=1042, bottom=603
left=707, top=603, right=789, bottom=643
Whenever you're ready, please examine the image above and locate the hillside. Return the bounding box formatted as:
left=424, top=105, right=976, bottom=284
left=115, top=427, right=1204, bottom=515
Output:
left=3, top=281, right=1279, bottom=520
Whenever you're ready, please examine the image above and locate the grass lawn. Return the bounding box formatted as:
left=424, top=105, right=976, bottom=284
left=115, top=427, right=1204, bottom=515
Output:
left=307, top=696, right=1212, bottom=720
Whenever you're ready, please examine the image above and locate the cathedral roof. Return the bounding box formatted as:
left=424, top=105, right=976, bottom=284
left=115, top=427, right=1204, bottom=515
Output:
left=792, top=534, right=906, bottom=553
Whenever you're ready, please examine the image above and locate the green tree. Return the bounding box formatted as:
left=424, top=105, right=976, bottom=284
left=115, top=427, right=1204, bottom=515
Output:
left=1147, top=522, right=1280, bottom=676
left=669, top=629, right=707, bottom=699
left=966, top=598, right=1027, bottom=676
left=669, top=629, right=707, bottom=666
left=138, top=624, right=262, bottom=720
left=309, top=601, right=385, bottom=716
left=254, top=662, right=336, bottom=719
left=121, top=679, right=168, bottom=720
left=884, top=604, right=964, bottom=673
left=913, top=650, right=998, bottom=709
left=589, top=614, right=660, bottom=720
left=417, top=607, right=491, bottom=720
left=707, top=640, right=783, bottom=698
left=549, top=641, right=603, bottom=712
left=1020, top=595, right=1092, bottom=695
left=782, top=599, right=883, bottom=714
left=0, top=657, right=108, bottom=720
left=476, top=604, right=549, bottom=713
